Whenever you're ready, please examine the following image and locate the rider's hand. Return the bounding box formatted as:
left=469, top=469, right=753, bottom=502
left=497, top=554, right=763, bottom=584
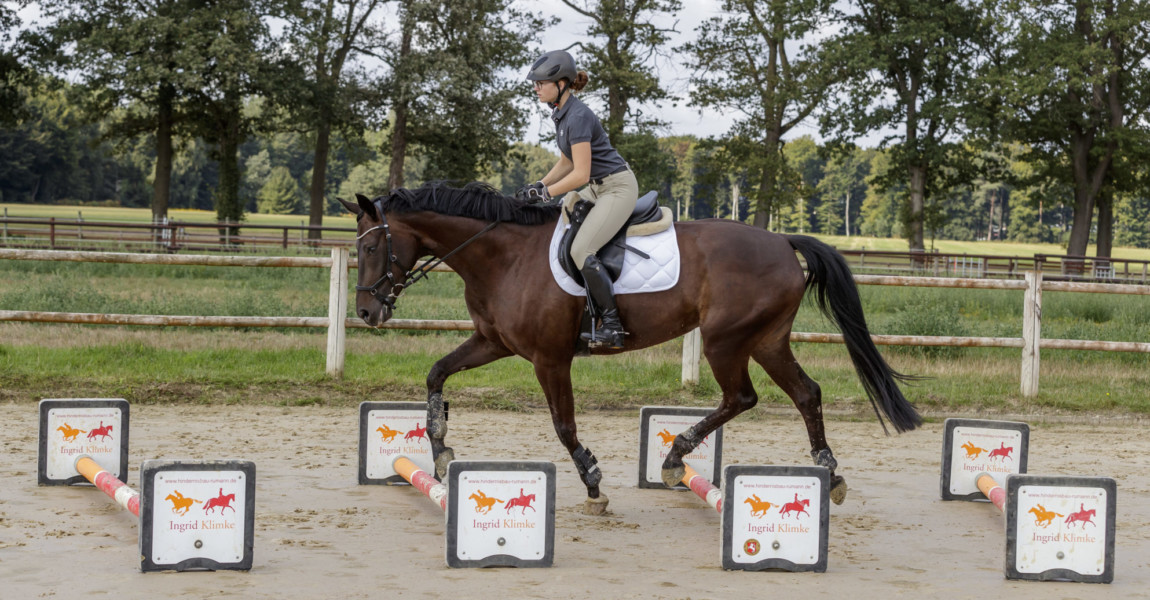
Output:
left=515, top=181, right=551, bottom=204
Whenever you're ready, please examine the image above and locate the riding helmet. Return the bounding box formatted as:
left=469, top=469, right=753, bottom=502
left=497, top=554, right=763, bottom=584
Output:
left=526, top=50, right=577, bottom=83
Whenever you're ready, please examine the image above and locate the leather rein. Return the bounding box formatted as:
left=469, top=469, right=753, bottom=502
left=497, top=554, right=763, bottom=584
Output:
left=355, top=198, right=499, bottom=310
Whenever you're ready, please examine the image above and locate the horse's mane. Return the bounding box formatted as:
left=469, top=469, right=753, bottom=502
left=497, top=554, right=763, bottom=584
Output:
left=377, top=181, right=562, bottom=226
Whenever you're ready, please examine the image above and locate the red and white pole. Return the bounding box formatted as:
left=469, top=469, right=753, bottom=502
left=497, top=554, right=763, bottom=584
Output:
left=681, top=464, right=722, bottom=513
left=976, top=472, right=1005, bottom=513
left=74, top=455, right=140, bottom=518
left=393, top=456, right=448, bottom=511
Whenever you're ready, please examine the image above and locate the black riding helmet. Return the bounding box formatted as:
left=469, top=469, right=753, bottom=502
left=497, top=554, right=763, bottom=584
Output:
left=526, top=50, right=577, bottom=109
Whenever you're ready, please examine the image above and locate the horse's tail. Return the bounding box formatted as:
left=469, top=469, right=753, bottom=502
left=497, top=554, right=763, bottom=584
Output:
left=785, top=234, right=923, bottom=434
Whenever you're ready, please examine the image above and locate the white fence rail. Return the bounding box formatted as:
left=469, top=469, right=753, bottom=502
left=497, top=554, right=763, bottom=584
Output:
left=1, top=248, right=1147, bottom=396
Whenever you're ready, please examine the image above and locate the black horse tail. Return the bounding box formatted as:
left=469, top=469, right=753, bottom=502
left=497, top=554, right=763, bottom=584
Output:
left=786, top=234, right=923, bottom=434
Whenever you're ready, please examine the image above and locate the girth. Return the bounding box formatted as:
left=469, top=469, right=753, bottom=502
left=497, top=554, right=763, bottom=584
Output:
left=558, top=190, right=662, bottom=285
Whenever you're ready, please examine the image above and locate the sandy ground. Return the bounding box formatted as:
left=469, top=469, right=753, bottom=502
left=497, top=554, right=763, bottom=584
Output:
left=2, top=402, right=1149, bottom=600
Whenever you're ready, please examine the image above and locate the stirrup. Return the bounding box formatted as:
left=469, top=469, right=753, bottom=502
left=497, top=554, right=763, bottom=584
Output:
left=581, top=326, right=625, bottom=349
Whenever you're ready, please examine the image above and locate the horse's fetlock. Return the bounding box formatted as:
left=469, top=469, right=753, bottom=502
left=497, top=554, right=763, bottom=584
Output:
left=572, top=445, right=602, bottom=488
left=812, top=448, right=838, bottom=473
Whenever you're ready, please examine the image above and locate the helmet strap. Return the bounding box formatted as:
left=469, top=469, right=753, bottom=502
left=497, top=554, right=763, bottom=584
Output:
left=548, top=80, right=568, bottom=110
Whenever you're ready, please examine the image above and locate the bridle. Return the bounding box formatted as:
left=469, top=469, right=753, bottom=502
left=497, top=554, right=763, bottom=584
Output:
left=355, top=198, right=499, bottom=311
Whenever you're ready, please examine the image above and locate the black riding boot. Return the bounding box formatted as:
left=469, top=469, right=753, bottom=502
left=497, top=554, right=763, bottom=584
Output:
left=579, top=255, right=625, bottom=350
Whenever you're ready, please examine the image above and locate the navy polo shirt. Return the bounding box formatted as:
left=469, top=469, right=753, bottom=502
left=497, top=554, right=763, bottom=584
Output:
left=552, top=95, right=628, bottom=180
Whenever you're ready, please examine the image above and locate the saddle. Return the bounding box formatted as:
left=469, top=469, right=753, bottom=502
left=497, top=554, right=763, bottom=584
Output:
left=556, top=190, right=669, bottom=286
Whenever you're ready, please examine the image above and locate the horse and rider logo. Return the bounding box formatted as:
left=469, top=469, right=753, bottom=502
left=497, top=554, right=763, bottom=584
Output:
left=56, top=421, right=115, bottom=443
left=164, top=488, right=237, bottom=515
left=1027, top=502, right=1096, bottom=528
left=742, top=493, right=811, bottom=519
left=1064, top=503, right=1097, bottom=528
left=467, top=488, right=538, bottom=515
left=1027, top=504, right=1063, bottom=527
left=375, top=422, right=427, bottom=444
left=960, top=440, right=1014, bottom=462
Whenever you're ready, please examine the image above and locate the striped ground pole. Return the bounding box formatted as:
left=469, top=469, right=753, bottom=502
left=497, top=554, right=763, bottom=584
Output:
left=681, top=464, right=722, bottom=513
left=393, top=456, right=448, bottom=511
left=976, top=472, right=1006, bottom=513
left=74, top=455, right=140, bottom=518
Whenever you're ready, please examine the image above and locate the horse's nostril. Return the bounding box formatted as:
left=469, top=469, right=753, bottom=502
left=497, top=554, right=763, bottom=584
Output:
left=359, top=309, right=370, bottom=321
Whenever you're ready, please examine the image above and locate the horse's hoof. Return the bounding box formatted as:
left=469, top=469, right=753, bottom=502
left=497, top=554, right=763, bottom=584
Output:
left=829, top=475, right=848, bottom=505
left=434, top=447, right=455, bottom=478
left=661, top=465, right=686, bottom=489
left=582, top=495, right=609, bottom=516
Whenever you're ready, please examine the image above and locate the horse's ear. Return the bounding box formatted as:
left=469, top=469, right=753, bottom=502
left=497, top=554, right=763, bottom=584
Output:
left=355, top=193, right=378, bottom=220
left=337, top=197, right=362, bottom=216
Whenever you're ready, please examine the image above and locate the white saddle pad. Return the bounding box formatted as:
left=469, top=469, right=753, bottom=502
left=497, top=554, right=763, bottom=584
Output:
left=548, top=218, right=681, bottom=296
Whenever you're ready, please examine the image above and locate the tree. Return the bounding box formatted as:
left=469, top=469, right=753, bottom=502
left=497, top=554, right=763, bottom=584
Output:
left=1, top=2, right=31, bottom=125
left=816, top=146, right=873, bottom=235
left=31, top=0, right=207, bottom=222
left=821, top=0, right=985, bottom=253
left=277, top=0, right=389, bottom=239
left=1113, top=190, right=1150, bottom=248
left=257, top=166, right=304, bottom=214
left=986, top=0, right=1150, bottom=259
left=682, top=0, right=836, bottom=228
left=383, top=0, right=544, bottom=186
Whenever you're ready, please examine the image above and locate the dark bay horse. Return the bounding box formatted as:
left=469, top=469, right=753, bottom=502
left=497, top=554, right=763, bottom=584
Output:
left=341, top=182, right=920, bottom=515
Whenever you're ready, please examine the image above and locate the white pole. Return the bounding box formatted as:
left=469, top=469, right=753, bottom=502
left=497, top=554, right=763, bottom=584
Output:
left=731, top=181, right=739, bottom=222
left=681, top=328, right=701, bottom=385
left=326, top=247, right=349, bottom=378
left=1021, top=270, right=1043, bottom=397
left=845, top=193, right=850, bottom=237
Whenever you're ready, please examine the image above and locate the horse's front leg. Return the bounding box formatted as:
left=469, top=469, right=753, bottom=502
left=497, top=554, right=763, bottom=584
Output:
left=534, top=360, right=609, bottom=516
left=426, top=332, right=512, bottom=477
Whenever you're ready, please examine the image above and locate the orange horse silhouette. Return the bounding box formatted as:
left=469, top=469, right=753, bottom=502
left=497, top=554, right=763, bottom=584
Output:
left=779, top=493, right=810, bottom=518
left=1027, top=504, right=1063, bottom=527
left=468, top=490, right=504, bottom=514
left=743, top=494, right=775, bottom=517
left=405, top=423, right=427, bottom=442
left=375, top=424, right=400, bottom=443
left=164, top=490, right=202, bottom=516
left=987, top=442, right=1014, bottom=462
left=505, top=488, right=536, bottom=515
left=56, top=423, right=86, bottom=442
left=961, top=441, right=987, bottom=460
left=656, top=428, right=708, bottom=448
left=1064, top=503, right=1096, bottom=528
left=203, top=488, right=236, bottom=514
left=86, top=421, right=114, bottom=442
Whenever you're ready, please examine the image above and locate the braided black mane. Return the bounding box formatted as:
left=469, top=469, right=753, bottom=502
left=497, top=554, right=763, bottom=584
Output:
left=376, top=181, right=562, bottom=226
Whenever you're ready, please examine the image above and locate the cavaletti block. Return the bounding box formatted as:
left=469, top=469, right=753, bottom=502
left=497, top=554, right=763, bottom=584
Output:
left=38, top=398, right=130, bottom=486
left=638, top=406, right=723, bottom=489
left=358, top=401, right=434, bottom=484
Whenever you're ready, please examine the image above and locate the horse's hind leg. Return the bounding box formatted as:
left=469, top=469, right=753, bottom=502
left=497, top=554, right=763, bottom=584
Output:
left=661, top=341, right=758, bottom=488
left=425, top=332, right=512, bottom=477
left=752, top=340, right=848, bottom=505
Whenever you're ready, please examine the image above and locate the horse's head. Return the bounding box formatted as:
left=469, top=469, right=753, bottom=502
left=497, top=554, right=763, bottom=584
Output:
left=340, top=193, right=419, bottom=327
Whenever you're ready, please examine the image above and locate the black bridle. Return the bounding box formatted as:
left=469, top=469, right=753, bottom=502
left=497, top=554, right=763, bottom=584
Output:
left=355, top=198, right=499, bottom=311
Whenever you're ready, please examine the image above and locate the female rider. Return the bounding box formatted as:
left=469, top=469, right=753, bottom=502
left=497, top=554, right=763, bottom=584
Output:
left=518, top=50, right=637, bottom=350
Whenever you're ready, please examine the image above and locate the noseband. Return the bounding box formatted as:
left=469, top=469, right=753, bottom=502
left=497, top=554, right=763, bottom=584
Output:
left=355, top=198, right=500, bottom=311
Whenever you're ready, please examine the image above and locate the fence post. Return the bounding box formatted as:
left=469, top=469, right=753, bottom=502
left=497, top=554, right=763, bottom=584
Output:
left=77, top=211, right=83, bottom=241
left=326, top=247, right=349, bottom=378
left=681, top=328, right=701, bottom=385
left=3, top=207, right=7, bottom=244
left=1021, top=270, right=1043, bottom=398
left=50, top=217, right=56, bottom=249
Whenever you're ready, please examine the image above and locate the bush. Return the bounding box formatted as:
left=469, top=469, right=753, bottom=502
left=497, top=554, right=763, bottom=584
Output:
left=885, top=292, right=970, bottom=358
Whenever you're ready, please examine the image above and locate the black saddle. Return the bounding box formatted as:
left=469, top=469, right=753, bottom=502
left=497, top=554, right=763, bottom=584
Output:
left=558, top=190, right=662, bottom=286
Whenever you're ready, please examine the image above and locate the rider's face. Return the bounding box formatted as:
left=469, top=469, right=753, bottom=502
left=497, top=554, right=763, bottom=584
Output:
left=533, top=80, right=558, bottom=103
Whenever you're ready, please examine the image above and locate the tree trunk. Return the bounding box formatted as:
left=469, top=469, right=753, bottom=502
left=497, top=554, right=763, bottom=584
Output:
left=152, top=83, right=174, bottom=225
left=752, top=131, right=781, bottom=229
left=907, top=164, right=926, bottom=253
left=215, top=92, right=244, bottom=241
left=387, top=7, right=414, bottom=190
left=309, top=115, right=331, bottom=240
left=1096, top=188, right=1113, bottom=258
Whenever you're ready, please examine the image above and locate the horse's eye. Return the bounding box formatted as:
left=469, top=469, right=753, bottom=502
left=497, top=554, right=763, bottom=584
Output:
left=365, top=245, right=377, bottom=254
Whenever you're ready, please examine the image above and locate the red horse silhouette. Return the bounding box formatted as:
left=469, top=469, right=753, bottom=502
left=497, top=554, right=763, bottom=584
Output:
left=86, top=421, right=114, bottom=442
left=987, top=442, right=1014, bottom=462
left=405, top=423, right=427, bottom=442
left=203, top=488, right=237, bottom=514
left=779, top=493, right=810, bottom=518
left=504, top=488, right=537, bottom=515
left=1064, top=503, right=1097, bottom=529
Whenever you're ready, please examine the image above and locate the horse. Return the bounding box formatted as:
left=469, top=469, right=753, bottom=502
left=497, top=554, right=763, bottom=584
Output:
left=987, top=442, right=1013, bottom=462
left=203, top=488, right=236, bottom=514
left=505, top=489, right=537, bottom=515
left=165, top=491, right=201, bottom=516
left=86, top=421, right=114, bottom=442
left=469, top=491, right=503, bottom=514
left=1064, top=504, right=1097, bottom=528
left=961, top=441, right=986, bottom=460
left=375, top=424, right=400, bottom=443
left=340, top=182, right=921, bottom=515
left=404, top=423, right=427, bottom=442
left=56, top=423, right=85, bottom=442
left=1028, top=504, right=1062, bottom=527
left=743, top=494, right=774, bottom=517
left=779, top=494, right=811, bottom=518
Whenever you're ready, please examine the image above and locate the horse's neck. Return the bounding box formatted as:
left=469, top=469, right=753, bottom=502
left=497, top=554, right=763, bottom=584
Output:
left=411, top=213, right=528, bottom=280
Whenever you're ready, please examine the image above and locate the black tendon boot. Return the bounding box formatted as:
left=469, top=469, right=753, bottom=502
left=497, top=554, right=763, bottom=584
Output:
left=579, top=255, right=626, bottom=350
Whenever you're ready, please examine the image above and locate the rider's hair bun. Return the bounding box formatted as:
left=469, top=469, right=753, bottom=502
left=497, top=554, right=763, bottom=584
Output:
left=570, top=71, right=589, bottom=92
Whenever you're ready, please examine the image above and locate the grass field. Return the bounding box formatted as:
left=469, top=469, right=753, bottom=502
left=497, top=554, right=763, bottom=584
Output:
left=1, top=250, right=1147, bottom=415
left=6, top=202, right=1150, bottom=261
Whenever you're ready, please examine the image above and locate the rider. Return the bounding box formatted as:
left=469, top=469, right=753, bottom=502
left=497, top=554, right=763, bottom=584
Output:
left=518, top=50, right=637, bottom=350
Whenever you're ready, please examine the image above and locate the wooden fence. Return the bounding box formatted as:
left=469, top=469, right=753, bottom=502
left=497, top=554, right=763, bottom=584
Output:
left=1, top=248, right=1147, bottom=396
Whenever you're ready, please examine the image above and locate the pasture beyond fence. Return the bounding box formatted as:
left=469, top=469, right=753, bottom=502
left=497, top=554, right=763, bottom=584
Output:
left=1, top=248, right=1148, bottom=397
